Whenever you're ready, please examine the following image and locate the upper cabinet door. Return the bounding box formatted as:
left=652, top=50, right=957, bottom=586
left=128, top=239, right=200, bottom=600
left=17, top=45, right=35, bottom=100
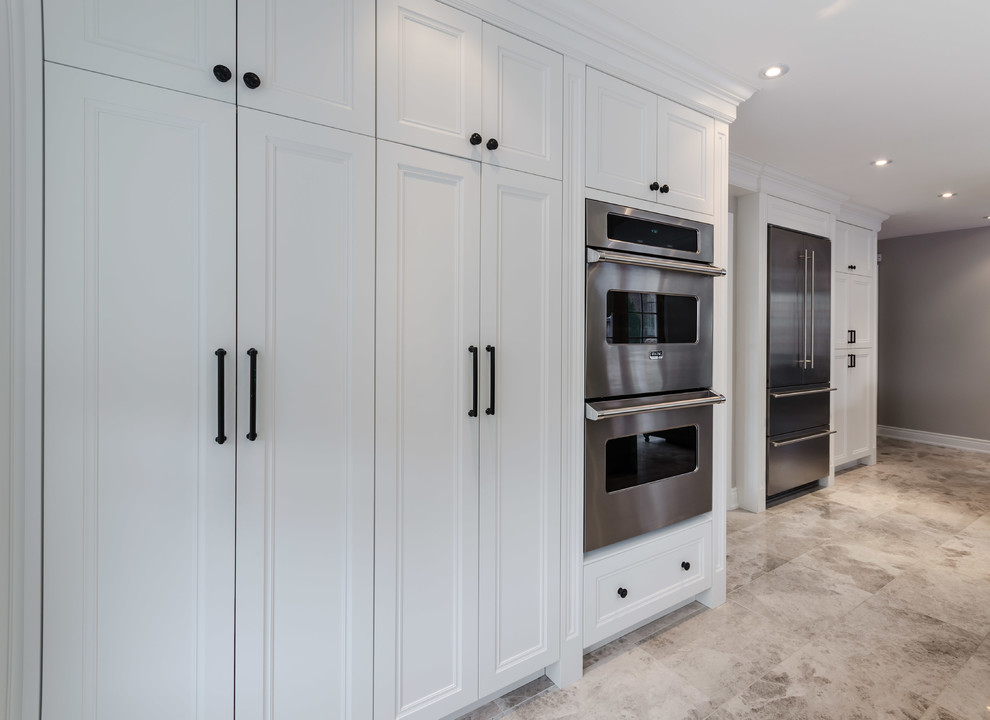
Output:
left=586, top=68, right=658, bottom=203
left=377, top=0, right=483, bottom=159
left=43, top=64, right=236, bottom=720
left=43, top=0, right=237, bottom=102
left=836, top=222, right=876, bottom=277
left=481, top=26, right=562, bottom=179
left=237, top=0, right=375, bottom=133
left=657, top=97, right=714, bottom=215
left=235, top=110, right=375, bottom=720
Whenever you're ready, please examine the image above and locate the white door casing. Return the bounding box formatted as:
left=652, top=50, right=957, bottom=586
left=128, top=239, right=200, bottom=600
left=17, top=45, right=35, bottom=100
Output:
left=43, top=63, right=236, bottom=720
left=235, top=108, right=375, bottom=720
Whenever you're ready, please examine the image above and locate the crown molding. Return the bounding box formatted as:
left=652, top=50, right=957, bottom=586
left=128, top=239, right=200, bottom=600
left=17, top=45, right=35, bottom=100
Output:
left=440, top=0, right=756, bottom=123
left=729, top=154, right=846, bottom=216
left=837, top=203, right=888, bottom=232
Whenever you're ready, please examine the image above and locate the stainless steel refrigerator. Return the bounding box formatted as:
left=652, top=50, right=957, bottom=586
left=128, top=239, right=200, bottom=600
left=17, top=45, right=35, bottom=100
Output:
left=766, top=225, right=833, bottom=498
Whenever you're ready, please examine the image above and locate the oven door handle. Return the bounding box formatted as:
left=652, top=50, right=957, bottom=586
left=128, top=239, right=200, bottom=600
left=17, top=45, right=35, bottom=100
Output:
left=585, top=391, right=726, bottom=421
left=587, top=248, right=726, bottom=277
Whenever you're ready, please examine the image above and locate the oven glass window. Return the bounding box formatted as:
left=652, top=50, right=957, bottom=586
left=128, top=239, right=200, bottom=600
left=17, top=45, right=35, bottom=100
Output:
left=605, top=426, right=698, bottom=493
left=606, top=291, right=697, bottom=344
left=607, top=214, right=699, bottom=253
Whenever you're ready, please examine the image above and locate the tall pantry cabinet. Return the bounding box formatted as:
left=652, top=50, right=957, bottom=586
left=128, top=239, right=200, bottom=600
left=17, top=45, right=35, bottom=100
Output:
left=42, top=2, right=375, bottom=719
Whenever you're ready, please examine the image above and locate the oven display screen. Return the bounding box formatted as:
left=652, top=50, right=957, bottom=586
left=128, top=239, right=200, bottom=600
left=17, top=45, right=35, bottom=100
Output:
left=606, top=291, right=697, bottom=344
left=607, top=214, right=699, bottom=253
left=605, top=426, right=698, bottom=493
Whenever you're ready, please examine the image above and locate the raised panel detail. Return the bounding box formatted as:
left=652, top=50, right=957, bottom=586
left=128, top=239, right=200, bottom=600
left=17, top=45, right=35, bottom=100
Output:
left=478, top=167, right=561, bottom=696
left=658, top=98, right=714, bottom=214
left=375, top=142, right=481, bottom=720
left=43, top=64, right=236, bottom=720
left=235, top=109, right=375, bottom=720
left=237, top=0, right=375, bottom=133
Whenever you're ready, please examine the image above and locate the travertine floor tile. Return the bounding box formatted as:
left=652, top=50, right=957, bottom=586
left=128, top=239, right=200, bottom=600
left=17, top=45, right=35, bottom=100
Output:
left=934, top=635, right=990, bottom=720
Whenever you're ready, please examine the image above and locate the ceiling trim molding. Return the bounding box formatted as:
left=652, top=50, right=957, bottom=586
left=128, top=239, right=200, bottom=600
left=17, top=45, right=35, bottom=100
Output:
left=838, top=203, right=889, bottom=232
left=440, top=0, right=756, bottom=123
left=730, top=154, right=847, bottom=217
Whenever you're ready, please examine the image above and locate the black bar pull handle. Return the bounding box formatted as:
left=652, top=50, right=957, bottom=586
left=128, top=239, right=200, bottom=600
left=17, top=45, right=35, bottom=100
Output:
left=215, top=349, right=227, bottom=444
left=247, top=348, right=258, bottom=441
left=485, top=345, right=496, bottom=416
left=468, top=346, right=479, bottom=417
left=851, top=329, right=856, bottom=344
left=848, top=353, right=856, bottom=368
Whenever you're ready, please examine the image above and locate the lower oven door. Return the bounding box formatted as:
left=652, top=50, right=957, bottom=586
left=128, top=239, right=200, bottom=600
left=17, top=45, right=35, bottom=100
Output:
left=586, top=249, right=718, bottom=399
left=585, top=391, right=723, bottom=552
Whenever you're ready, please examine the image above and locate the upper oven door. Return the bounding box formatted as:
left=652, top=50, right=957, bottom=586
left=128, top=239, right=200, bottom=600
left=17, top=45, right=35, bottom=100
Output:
left=586, top=253, right=714, bottom=399
left=586, top=199, right=714, bottom=264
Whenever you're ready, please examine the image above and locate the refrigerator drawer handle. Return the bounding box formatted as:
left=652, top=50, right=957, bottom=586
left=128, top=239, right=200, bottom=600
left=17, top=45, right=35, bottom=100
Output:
left=586, top=392, right=726, bottom=421
left=587, top=248, right=726, bottom=277
left=770, top=429, right=836, bottom=448
left=769, top=387, right=837, bottom=399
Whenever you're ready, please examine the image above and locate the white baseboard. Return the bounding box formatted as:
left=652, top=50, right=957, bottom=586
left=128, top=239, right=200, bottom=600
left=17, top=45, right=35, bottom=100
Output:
left=728, top=486, right=739, bottom=511
left=878, top=425, right=990, bottom=455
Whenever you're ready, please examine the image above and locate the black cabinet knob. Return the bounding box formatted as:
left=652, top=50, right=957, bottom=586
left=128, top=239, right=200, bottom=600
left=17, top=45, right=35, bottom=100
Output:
left=649, top=181, right=660, bottom=191
left=470, top=133, right=483, bottom=146
left=659, top=184, right=670, bottom=194
left=486, top=138, right=499, bottom=150
left=243, top=72, right=261, bottom=89
left=681, top=561, right=691, bottom=571
left=212, top=64, right=232, bottom=83
left=848, top=264, right=856, bottom=270
left=617, top=587, right=628, bottom=599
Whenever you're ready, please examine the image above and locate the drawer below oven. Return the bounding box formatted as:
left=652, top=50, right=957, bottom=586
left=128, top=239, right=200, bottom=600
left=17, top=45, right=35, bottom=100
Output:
left=583, top=518, right=711, bottom=647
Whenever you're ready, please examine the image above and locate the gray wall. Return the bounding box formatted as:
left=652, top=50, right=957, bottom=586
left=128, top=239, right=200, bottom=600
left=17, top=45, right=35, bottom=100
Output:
left=878, top=226, right=990, bottom=440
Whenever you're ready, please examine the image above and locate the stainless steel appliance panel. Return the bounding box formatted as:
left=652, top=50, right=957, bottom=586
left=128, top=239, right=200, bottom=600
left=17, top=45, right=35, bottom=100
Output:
left=766, top=426, right=832, bottom=497
left=585, top=391, right=714, bottom=551
left=586, top=199, right=714, bottom=264
left=586, top=258, right=713, bottom=399
left=768, top=226, right=831, bottom=388
left=767, top=385, right=833, bottom=436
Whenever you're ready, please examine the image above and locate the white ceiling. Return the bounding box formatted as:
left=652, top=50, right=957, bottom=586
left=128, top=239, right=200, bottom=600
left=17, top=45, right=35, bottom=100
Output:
left=580, top=0, right=990, bottom=238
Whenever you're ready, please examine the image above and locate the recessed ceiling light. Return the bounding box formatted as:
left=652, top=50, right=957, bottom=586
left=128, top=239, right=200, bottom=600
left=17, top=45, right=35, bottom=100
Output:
left=940, top=192, right=956, bottom=198
left=759, top=64, right=789, bottom=79
left=872, top=159, right=891, bottom=166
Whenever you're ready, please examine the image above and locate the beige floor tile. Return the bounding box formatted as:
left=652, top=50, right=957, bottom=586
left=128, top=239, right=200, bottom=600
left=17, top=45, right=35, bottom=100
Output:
left=934, top=635, right=990, bottom=720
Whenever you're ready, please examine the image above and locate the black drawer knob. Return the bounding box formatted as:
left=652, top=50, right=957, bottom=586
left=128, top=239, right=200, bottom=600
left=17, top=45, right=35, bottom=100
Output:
left=617, top=587, right=628, bottom=599
left=659, top=184, right=670, bottom=194
left=848, top=264, right=857, bottom=270
left=486, top=138, right=499, bottom=150
left=681, top=561, right=691, bottom=571
left=649, top=181, right=660, bottom=191
left=243, top=72, right=261, bottom=89
left=470, top=133, right=483, bottom=146
left=212, top=64, right=232, bottom=83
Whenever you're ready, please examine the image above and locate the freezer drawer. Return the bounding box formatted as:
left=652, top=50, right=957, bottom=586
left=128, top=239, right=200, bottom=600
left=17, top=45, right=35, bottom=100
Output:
left=766, top=426, right=833, bottom=497
left=767, top=385, right=833, bottom=436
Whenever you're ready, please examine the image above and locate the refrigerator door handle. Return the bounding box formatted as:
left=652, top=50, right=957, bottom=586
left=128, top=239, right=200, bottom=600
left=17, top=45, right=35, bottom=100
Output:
left=801, top=250, right=809, bottom=367
left=809, top=250, right=816, bottom=369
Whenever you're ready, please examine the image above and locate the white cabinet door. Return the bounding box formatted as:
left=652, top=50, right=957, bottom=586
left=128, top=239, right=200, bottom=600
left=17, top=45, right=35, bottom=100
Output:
left=657, top=97, right=714, bottom=215
left=43, top=64, right=236, bottom=720
left=44, top=0, right=236, bottom=102
left=846, top=276, right=874, bottom=347
left=832, top=351, right=849, bottom=465
left=377, top=0, right=483, bottom=159
left=237, top=0, right=375, bottom=133
left=845, top=350, right=873, bottom=460
left=835, top=221, right=875, bottom=278
left=375, top=141, right=482, bottom=720
left=478, top=166, right=561, bottom=696
left=586, top=68, right=657, bottom=203
left=481, top=25, right=563, bottom=179
left=833, top=273, right=849, bottom=348
left=235, top=109, right=375, bottom=720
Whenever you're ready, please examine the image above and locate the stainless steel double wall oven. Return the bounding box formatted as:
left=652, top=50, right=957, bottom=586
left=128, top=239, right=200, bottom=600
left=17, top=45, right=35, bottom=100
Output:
left=585, top=200, right=726, bottom=552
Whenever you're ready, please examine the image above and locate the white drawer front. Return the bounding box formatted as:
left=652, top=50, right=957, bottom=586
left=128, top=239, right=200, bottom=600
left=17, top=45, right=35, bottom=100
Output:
left=583, top=520, right=711, bottom=647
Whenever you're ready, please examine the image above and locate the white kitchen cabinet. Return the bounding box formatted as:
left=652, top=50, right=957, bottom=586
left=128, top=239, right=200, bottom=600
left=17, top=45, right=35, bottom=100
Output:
left=43, top=0, right=375, bottom=133
left=586, top=68, right=714, bottom=215
left=43, top=63, right=237, bottom=720
left=377, top=0, right=563, bottom=178
left=833, top=349, right=874, bottom=466
left=375, top=140, right=561, bottom=720
left=833, top=273, right=874, bottom=348
left=234, top=109, right=376, bottom=720
left=834, top=220, right=875, bottom=278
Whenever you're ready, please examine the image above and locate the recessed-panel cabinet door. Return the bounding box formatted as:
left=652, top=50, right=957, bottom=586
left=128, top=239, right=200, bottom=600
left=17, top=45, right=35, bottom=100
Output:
left=833, top=273, right=849, bottom=348
left=237, top=0, right=375, bottom=133
left=481, top=25, right=563, bottom=179
left=44, top=0, right=236, bottom=102
left=657, top=97, right=714, bottom=215
left=378, top=0, right=483, bottom=160
left=375, top=142, right=482, bottom=720
left=478, top=166, right=561, bottom=697
left=846, top=276, right=874, bottom=347
left=235, top=109, right=375, bottom=720
left=586, top=68, right=657, bottom=203
left=43, top=64, right=236, bottom=720
left=846, top=350, right=873, bottom=459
